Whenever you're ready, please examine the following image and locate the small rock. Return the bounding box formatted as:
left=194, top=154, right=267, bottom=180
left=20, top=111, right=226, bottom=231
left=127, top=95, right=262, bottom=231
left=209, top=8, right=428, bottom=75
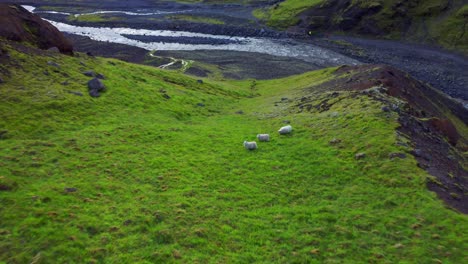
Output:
left=83, top=70, right=95, bottom=77
left=0, top=130, right=7, bottom=139
left=329, top=138, right=342, bottom=145
left=197, top=79, right=203, bottom=84
left=412, top=149, right=423, bottom=157
left=96, top=73, right=105, bottom=79
left=47, top=61, right=60, bottom=68
left=162, top=94, right=171, bottom=100
left=47, top=47, right=60, bottom=53
left=66, top=90, right=83, bottom=96
left=355, top=152, right=366, bottom=160
left=159, top=89, right=167, bottom=93
left=235, top=110, right=244, bottom=114
left=389, top=152, right=407, bottom=159
left=390, top=104, right=400, bottom=112
left=64, top=187, right=77, bottom=193
left=61, top=80, right=69, bottom=86
left=86, top=51, right=94, bottom=57
left=393, top=243, right=404, bottom=249
left=109, top=226, right=119, bottom=232
left=196, top=103, right=205, bottom=107
left=43, top=70, right=49, bottom=76
left=381, top=106, right=391, bottom=112
left=79, top=61, right=86, bottom=66
left=123, top=220, right=133, bottom=226
left=87, top=78, right=106, bottom=97
left=281, top=97, right=288, bottom=101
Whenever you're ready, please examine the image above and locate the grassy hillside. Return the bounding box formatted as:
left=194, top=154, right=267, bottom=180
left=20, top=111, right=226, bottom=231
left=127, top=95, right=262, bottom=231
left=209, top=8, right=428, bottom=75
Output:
left=255, top=0, right=468, bottom=53
left=0, top=41, right=467, bottom=263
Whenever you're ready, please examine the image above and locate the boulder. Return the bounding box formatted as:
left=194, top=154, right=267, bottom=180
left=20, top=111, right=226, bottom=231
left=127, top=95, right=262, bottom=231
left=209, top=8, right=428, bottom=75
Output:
left=87, top=78, right=106, bottom=97
left=0, top=4, right=73, bottom=54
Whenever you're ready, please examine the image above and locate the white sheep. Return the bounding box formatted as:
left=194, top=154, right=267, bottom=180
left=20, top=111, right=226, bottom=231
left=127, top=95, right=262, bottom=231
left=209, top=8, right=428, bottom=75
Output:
left=278, top=125, right=292, bottom=135
left=243, top=141, right=258, bottom=150
left=257, top=134, right=270, bottom=142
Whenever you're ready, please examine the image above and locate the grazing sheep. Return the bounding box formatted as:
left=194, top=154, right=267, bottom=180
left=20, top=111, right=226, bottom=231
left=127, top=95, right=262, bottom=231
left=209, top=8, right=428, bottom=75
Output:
left=278, top=125, right=292, bottom=135
left=257, top=134, right=270, bottom=142
left=243, top=141, right=258, bottom=150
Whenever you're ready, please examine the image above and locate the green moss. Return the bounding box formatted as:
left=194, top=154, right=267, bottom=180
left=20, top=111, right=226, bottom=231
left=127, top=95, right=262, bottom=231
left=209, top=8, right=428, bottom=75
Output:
left=254, top=0, right=324, bottom=29
left=432, top=4, right=468, bottom=52
left=67, top=14, right=122, bottom=23
left=166, top=14, right=225, bottom=25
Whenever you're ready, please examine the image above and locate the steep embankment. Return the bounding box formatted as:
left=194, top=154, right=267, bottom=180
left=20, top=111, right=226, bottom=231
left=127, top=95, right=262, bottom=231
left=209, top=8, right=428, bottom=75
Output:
left=255, top=0, right=468, bottom=53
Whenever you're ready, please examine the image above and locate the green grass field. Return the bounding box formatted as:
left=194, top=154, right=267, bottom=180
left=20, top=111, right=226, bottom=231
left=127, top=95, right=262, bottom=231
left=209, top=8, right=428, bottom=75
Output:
left=0, top=43, right=467, bottom=263
left=253, top=0, right=324, bottom=29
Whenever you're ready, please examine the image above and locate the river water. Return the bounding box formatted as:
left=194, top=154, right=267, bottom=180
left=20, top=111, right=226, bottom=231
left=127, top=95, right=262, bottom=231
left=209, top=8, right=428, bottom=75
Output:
left=22, top=5, right=360, bottom=67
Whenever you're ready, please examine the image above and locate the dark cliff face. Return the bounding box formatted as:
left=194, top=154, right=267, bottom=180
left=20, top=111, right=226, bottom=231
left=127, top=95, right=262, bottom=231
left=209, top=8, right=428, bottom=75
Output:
left=0, top=4, right=73, bottom=54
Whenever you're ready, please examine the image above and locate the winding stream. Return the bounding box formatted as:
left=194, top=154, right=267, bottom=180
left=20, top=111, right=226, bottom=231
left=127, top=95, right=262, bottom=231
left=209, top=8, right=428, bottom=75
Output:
left=23, top=5, right=360, bottom=67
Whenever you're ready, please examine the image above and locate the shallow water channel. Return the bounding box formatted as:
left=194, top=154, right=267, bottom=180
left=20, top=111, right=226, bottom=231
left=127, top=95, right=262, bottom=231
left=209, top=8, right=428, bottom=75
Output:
left=23, top=5, right=359, bottom=67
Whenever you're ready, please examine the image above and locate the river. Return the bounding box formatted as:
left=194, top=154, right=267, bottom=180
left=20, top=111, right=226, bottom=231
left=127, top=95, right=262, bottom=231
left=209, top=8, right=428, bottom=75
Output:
left=22, top=5, right=360, bottom=68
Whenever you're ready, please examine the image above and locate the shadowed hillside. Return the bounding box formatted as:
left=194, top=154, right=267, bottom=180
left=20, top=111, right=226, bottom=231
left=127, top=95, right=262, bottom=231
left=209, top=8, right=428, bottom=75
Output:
left=255, top=0, right=468, bottom=53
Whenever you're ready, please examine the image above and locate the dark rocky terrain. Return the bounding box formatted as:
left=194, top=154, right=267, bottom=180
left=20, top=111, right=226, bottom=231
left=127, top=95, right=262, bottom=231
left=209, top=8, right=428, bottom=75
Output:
left=307, top=64, right=468, bottom=213
left=310, top=35, right=468, bottom=101
left=0, top=4, right=73, bottom=54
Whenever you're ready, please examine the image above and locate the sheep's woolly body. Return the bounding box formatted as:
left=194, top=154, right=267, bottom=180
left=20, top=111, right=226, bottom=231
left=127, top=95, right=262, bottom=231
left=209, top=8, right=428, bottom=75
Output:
left=243, top=141, right=258, bottom=150
left=257, top=134, right=270, bottom=142
left=278, top=125, right=292, bottom=135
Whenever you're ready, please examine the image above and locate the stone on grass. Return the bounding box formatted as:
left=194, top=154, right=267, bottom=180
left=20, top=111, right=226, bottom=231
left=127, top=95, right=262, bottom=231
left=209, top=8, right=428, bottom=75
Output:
left=87, top=78, right=106, bottom=97
left=64, top=187, right=77, bottom=193
left=389, top=152, right=407, bottom=159
left=355, top=152, right=366, bottom=160
left=47, top=61, right=60, bottom=68
left=83, top=70, right=95, bottom=77
left=329, top=138, right=342, bottom=145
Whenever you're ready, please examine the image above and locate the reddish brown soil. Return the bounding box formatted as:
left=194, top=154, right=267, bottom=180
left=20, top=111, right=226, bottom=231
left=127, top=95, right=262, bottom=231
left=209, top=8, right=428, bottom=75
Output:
left=0, top=4, right=73, bottom=54
left=314, top=65, right=468, bottom=213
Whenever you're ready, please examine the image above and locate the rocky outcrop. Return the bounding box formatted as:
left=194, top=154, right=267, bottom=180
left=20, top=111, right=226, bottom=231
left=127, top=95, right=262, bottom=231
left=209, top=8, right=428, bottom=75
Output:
left=0, top=4, right=73, bottom=54
left=304, top=64, right=468, bottom=213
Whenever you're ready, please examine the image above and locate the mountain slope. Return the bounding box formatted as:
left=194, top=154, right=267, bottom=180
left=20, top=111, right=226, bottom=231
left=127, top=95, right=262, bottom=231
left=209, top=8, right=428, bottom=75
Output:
left=1, top=38, right=467, bottom=262
left=255, top=0, right=468, bottom=53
